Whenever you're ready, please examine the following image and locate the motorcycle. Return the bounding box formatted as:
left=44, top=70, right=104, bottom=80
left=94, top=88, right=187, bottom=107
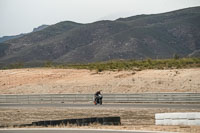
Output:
left=94, top=94, right=103, bottom=105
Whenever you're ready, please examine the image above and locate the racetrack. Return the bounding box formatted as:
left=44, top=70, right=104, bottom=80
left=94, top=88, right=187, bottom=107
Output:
left=0, top=128, right=173, bottom=133
left=1, top=103, right=200, bottom=109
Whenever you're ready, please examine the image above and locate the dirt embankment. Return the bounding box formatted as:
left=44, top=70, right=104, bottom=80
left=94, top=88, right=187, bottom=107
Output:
left=0, top=68, right=199, bottom=94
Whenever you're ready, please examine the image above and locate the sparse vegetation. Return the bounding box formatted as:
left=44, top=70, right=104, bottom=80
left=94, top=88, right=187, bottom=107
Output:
left=1, top=62, right=24, bottom=69
left=0, top=58, right=200, bottom=71
left=57, top=58, right=200, bottom=71
left=66, top=58, right=200, bottom=71
left=173, top=54, right=180, bottom=60
left=44, top=61, right=53, bottom=67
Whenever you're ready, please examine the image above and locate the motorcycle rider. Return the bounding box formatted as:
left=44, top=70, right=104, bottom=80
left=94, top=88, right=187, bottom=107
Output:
left=94, top=90, right=102, bottom=105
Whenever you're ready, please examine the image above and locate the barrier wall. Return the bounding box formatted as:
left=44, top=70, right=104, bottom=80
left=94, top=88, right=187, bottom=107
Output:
left=155, top=112, right=200, bottom=126
left=18, top=117, right=121, bottom=127
left=0, top=93, right=200, bottom=104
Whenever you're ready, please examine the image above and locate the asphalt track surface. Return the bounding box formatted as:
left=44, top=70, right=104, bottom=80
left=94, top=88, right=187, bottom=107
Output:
left=0, top=129, right=173, bottom=133
left=0, top=103, right=200, bottom=109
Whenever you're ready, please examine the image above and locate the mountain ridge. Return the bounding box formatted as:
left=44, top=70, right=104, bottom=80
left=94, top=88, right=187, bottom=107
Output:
left=0, top=6, right=200, bottom=64
left=0, top=24, right=49, bottom=43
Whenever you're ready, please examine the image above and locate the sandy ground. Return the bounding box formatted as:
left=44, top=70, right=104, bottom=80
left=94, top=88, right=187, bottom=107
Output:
left=0, top=68, right=200, bottom=94
left=0, top=107, right=200, bottom=133
left=1, top=68, right=200, bottom=133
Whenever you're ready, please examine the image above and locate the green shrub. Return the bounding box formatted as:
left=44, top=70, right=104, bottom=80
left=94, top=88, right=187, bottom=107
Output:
left=44, top=61, right=53, bottom=67
left=1, top=58, right=200, bottom=71
left=173, top=54, right=180, bottom=60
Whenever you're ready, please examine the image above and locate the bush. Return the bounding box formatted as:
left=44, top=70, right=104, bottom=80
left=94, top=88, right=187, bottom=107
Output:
left=1, top=58, right=200, bottom=71
left=44, top=61, right=53, bottom=67
left=173, top=54, right=180, bottom=60
left=8, top=62, right=24, bottom=69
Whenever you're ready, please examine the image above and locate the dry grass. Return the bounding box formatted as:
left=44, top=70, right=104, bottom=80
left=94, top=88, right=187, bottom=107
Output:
left=1, top=107, right=200, bottom=132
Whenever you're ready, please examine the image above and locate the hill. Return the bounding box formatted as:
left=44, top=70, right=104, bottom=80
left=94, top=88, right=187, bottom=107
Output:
left=0, top=24, right=49, bottom=43
left=0, top=7, right=200, bottom=64
left=0, top=34, right=25, bottom=43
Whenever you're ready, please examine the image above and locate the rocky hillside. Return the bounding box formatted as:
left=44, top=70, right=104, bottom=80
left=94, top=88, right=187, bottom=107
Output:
left=0, top=34, right=24, bottom=43
left=0, top=25, right=49, bottom=44
left=0, top=7, right=200, bottom=64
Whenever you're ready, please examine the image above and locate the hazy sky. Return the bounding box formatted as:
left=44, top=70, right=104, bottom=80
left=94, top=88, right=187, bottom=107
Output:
left=0, top=0, right=200, bottom=37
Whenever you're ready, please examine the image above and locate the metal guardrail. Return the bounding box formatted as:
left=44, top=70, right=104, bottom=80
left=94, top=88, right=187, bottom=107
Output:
left=0, top=93, right=200, bottom=104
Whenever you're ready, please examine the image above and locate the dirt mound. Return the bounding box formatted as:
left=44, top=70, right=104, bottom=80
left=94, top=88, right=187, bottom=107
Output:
left=0, top=68, right=200, bottom=94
